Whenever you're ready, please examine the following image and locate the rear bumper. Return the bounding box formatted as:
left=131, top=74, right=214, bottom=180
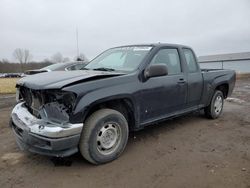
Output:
left=10, top=102, right=83, bottom=157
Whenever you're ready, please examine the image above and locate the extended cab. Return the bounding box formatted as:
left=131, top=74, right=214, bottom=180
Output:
left=10, top=44, right=236, bottom=164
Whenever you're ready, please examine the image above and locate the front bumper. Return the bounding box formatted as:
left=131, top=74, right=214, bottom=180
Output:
left=10, top=102, right=83, bottom=157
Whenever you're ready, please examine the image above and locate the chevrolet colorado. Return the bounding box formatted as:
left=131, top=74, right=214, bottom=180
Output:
left=10, top=43, right=236, bottom=164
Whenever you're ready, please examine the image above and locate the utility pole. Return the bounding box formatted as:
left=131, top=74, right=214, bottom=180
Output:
left=76, top=27, right=79, bottom=58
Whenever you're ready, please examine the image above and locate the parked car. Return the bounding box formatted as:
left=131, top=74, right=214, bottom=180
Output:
left=10, top=43, right=236, bottom=164
left=0, top=73, right=6, bottom=78
left=3, top=73, right=22, bottom=78
left=25, top=61, right=88, bottom=75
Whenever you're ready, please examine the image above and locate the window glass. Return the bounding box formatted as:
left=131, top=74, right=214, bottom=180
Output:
left=75, top=64, right=86, bottom=70
left=67, top=64, right=77, bottom=70
left=183, top=49, right=198, bottom=72
left=151, top=49, right=181, bottom=75
left=85, top=46, right=152, bottom=72
left=98, top=52, right=126, bottom=67
left=67, top=64, right=85, bottom=70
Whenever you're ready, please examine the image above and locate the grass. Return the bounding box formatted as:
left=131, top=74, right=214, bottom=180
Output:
left=0, top=78, right=19, bottom=94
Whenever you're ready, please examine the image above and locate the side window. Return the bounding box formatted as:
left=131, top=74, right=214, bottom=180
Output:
left=183, top=48, right=198, bottom=73
left=74, top=64, right=85, bottom=70
left=66, top=65, right=77, bottom=70
left=151, top=49, right=181, bottom=75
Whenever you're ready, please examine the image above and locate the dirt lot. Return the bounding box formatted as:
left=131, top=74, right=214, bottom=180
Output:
left=0, top=78, right=250, bottom=188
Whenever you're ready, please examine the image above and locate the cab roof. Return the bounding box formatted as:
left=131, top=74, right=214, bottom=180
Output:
left=115, top=43, right=192, bottom=49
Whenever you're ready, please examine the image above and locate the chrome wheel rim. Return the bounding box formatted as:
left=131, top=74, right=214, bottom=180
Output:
left=214, top=95, right=223, bottom=115
left=97, top=122, right=121, bottom=155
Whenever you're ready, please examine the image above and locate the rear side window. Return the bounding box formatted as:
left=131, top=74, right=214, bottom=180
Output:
left=183, top=48, right=198, bottom=73
left=67, top=64, right=78, bottom=70
left=151, top=48, right=181, bottom=75
left=68, top=64, right=85, bottom=70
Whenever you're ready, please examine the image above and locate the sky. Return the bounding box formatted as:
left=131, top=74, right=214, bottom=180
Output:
left=0, top=0, right=250, bottom=62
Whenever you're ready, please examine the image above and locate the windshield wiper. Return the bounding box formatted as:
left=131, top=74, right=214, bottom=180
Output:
left=93, top=67, right=116, bottom=72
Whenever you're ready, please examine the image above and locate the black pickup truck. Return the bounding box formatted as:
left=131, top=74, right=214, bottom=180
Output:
left=10, top=43, right=236, bottom=164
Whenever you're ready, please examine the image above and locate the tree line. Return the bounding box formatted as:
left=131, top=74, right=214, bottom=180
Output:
left=0, top=60, right=52, bottom=73
left=0, top=48, right=88, bottom=73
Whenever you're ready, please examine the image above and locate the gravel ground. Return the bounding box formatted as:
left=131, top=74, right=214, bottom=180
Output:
left=0, top=78, right=250, bottom=188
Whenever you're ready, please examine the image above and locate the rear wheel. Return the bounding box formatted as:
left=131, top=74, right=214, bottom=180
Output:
left=79, top=109, right=129, bottom=164
left=204, top=90, right=224, bottom=119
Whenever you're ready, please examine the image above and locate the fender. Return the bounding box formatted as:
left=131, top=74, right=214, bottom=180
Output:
left=205, top=73, right=230, bottom=106
left=64, top=76, right=141, bottom=127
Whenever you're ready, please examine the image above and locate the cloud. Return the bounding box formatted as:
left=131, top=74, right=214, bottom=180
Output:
left=0, top=0, right=249, bottom=61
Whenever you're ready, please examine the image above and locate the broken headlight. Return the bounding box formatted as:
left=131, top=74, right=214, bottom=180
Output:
left=61, top=92, right=77, bottom=111
left=44, top=90, right=77, bottom=114
left=39, top=90, right=77, bottom=123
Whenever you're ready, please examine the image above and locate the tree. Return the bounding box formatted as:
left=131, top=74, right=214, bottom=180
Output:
left=51, top=52, right=63, bottom=63
left=1, top=58, right=9, bottom=63
left=13, top=48, right=32, bottom=63
left=13, top=48, right=32, bottom=72
left=76, top=53, right=88, bottom=62
left=24, top=49, right=31, bottom=64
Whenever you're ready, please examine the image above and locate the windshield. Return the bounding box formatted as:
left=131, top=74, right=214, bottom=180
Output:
left=85, top=46, right=152, bottom=72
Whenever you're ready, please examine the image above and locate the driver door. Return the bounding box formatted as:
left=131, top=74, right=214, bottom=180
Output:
left=139, top=48, right=188, bottom=124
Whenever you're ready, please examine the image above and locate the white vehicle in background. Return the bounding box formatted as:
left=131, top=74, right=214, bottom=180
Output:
left=25, top=61, right=88, bottom=75
left=0, top=73, right=5, bottom=78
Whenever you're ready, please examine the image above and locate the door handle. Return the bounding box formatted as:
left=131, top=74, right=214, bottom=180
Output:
left=177, top=78, right=186, bottom=84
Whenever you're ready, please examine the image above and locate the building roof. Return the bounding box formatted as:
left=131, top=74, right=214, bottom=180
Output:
left=198, top=52, right=250, bottom=63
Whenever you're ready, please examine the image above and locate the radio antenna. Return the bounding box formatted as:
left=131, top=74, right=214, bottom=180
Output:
left=76, top=27, right=79, bottom=58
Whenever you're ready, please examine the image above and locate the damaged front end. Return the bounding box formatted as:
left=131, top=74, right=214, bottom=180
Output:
left=10, top=86, right=83, bottom=157
left=17, top=86, right=76, bottom=124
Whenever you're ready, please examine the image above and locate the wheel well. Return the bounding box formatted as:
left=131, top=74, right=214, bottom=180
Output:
left=83, top=99, right=136, bottom=131
left=216, top=84, right=229, bottom=98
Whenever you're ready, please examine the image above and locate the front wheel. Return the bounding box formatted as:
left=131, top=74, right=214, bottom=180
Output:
left=79, top=109, right=129, bottom=164
left=204, top=90, right=224, bottom=119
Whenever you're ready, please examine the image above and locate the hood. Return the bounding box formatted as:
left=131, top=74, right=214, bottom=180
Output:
left=17, top=70, right=123, bottom=90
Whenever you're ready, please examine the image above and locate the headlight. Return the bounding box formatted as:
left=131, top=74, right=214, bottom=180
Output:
left=43, top=90, right=77, bottom=113
left=39, top=91, right=77, bottom=123
left=62, top=92, right=76, bottom=110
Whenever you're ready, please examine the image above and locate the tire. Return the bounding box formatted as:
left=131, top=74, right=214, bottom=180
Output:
left=79, top=109, right=129, bottom=164
left=204, top=90, right=224, bottom=119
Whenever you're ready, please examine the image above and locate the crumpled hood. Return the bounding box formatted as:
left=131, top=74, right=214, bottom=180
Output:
left=17, top=70, right=123, bottom=90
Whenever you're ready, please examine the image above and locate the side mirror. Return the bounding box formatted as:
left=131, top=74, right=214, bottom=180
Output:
left=144, top=64, right=168, bottom=79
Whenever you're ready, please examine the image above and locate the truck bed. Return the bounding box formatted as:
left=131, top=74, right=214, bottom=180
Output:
left=200, top=69, right=236, bottom=106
